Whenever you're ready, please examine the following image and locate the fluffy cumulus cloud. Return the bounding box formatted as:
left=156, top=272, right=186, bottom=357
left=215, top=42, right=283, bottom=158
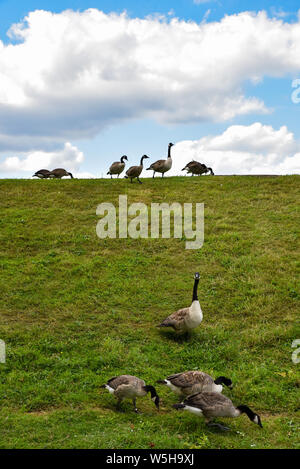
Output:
left=171, top=123, right=300, bottom=175
left=0, top=8, right=300, bottom=154
left=0, top=142, right=84, bottom=176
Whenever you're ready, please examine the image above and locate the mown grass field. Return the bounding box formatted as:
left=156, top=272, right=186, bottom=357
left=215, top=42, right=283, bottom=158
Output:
left=0, top=175, right=299, bottom=449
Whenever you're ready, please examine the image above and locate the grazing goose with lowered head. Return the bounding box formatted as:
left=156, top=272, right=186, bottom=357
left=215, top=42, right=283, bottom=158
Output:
left=32, top=169, right=51, bottom=179
left=158, top=273, right=202, bottom=333
left=101, top=375, right=160, bottom=413
left=125, top=155, right=149, bottom=184
left=147, top=143, right=174, bottom=178
left=107, top=155, right=128, bottom=178
left=157, top=371, right=232, bottom=397
left=173, top=392, right=262, bottom=431
left=182, top=161, right=214, bottom=176
left=48, top=168, right=73, bottom=179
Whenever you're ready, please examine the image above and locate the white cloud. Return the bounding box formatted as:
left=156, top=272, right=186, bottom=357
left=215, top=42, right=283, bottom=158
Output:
left=0, top=142, right=84, bottom=174
left=170, top=123, right=300, bottom=175
left=0, top=9, right=300, bottom=153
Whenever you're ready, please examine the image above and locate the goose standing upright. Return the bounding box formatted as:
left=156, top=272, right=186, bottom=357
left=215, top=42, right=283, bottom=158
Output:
left=125, top=155, right=149, bottom=184
left=173, top=392, right=262, bottom=431
left=101, top=375, right=160, bottom=413
left=48, top=168, right=73, bottom=179
left=157, top=371, right=232, bottom=397
left=158, top=273, right=203, bottom=332
left=32, top=169, right=51, bottom=179
left=107, top=155, right=128, bottom=178
left=147, top=143, right=174, bottom=178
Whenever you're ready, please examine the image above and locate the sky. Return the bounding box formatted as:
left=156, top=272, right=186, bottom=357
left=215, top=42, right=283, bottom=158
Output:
left=0, top=0, right=300, bottom=177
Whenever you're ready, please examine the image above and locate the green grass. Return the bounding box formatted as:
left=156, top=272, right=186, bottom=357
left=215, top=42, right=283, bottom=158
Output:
left=0, top=175, right=299, bottom=449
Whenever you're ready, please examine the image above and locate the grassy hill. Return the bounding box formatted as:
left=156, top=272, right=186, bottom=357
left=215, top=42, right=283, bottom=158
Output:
left=0, top=175, right=299, bottom=449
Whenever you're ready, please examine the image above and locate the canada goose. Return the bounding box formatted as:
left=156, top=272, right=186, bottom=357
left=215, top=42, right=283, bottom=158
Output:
left=157, top=371, right=232, bottom=397
left=158, top=273, right=203, bottom=332
left=32, top=169, right=51, bottom=179
left=124, top=155, right=149, bottom=184
left=101, top=375, right=160, bottom=413
left=182, top=161, right=214, bottom=176
left=173, top=392, right=262, bottom=431
left=107, top=155, right=128, bottom=178
left=147, top=143, right=174, bottom=178
left=48, top=168, right=74, bottom=179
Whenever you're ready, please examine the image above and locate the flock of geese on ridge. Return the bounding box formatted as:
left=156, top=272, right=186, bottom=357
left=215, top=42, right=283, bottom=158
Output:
left=32, top=143, right=214, bottom=181
left=32, top=144, right=261, bottom=433
left=101, top=273, right=263, bottom=432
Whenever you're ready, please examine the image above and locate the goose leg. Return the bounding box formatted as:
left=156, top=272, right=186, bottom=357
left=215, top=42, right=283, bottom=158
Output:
left=130, top=178, right=133, bottom=183
left=137, top=177, right=142, bottom=184
left=132, top=398, right=140, bottom=413
left=153, top=172, right=155, bottom=178
left=162, top=173, right=164, bottom=178
left=116, top=398, right=124, bottom=412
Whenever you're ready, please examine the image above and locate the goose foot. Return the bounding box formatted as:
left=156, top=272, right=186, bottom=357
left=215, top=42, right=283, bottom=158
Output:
left=207, top=422, right=230, bottom=432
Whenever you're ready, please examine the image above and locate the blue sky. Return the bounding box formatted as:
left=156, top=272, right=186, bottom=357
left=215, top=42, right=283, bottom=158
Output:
left=0, top=1, right=299, bottom=176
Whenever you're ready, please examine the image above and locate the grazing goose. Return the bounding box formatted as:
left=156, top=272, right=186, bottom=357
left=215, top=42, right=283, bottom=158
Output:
left=158, top=273, right=203, bottom=332
left=182, top=161, right=214, bottom=176
left=173, top=392, right=262, bottom=431
left=48, top=168, right=73, bottom=179
left=32, top=169, right=51, bottom=179
left=157, top=371, right=232, bottom=397
left=107, top=155, right=128, bottom=178
left=125, top=155, right=149, bottom=184
left=147, top=143, right=174, bottom=178
left=101, top=375, right=160, bottom=413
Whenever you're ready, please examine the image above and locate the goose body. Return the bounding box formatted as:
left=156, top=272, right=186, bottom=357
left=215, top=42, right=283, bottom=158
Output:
left=32, top=169, right=51, bottom=179
left=125, top=155, right=149, bottom=184
left=48, top=168, right=73, bottom=179
left=158, top=273, right=202, bottom=332
left=101, top=375, right=159, bottom=413
left=107, top=155, right=128, bottom=178
left=147, top=143, right=174, bottom=178
left=157, top=371, right=232, bottom=397
left=182, top=161, right=214, bottom=176
left=173, top=392, right=262, bottom=430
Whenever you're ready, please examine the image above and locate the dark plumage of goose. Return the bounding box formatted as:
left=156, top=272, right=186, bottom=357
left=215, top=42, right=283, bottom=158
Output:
left=107, top=155, right=128, bottom=178
left=157, top=371, right=232, bottom=397
left=32, top=169, right=51, bottom=179
left=173, top=392, right=262, bottom=431
left=101, top=375, right=160, bottom=413
left=147, top=143, right=174, bottom=178
left=125, top=155, right=149, bottom=184
left=182, top=161, right=214, bottom=176
left=158, top=273, right=203, bottom=332
left=48, top=168, right=73, bottom=179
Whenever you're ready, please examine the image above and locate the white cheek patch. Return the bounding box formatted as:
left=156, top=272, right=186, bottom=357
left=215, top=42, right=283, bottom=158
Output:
left=151, top=397, right=157, bottom=402
left=184, top=406, right=203, bottom=416
left=254, top=415, right=258, bottom=424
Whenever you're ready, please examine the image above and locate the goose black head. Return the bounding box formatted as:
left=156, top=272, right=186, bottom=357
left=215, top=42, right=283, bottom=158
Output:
left=194, top=272, right=200, bottom=280
left=237, top=405, right=263, bottom=428
left=169, top=143, right=174, bottom=147
left=121, top=155, right=128, bottom=161
left=214, top=376, right=233, bottom=389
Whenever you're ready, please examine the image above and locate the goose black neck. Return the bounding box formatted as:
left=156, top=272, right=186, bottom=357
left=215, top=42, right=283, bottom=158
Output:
left=140, top=156, right=146, bottom=166
left=68, top=172, right=73, bottom=178
left=237, top=405, right=255, bottom=420
left=143, top=385, right=158, bottom=398
left=168, top=145, right=172, bottom=159
left=192, top=278, right=199, bottom=302
left=121, top=156, right=125, bottom=163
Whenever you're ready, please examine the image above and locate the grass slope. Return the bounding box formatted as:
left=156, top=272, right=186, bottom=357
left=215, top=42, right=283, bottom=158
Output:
left=0, top=176, right=299, bottom=449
